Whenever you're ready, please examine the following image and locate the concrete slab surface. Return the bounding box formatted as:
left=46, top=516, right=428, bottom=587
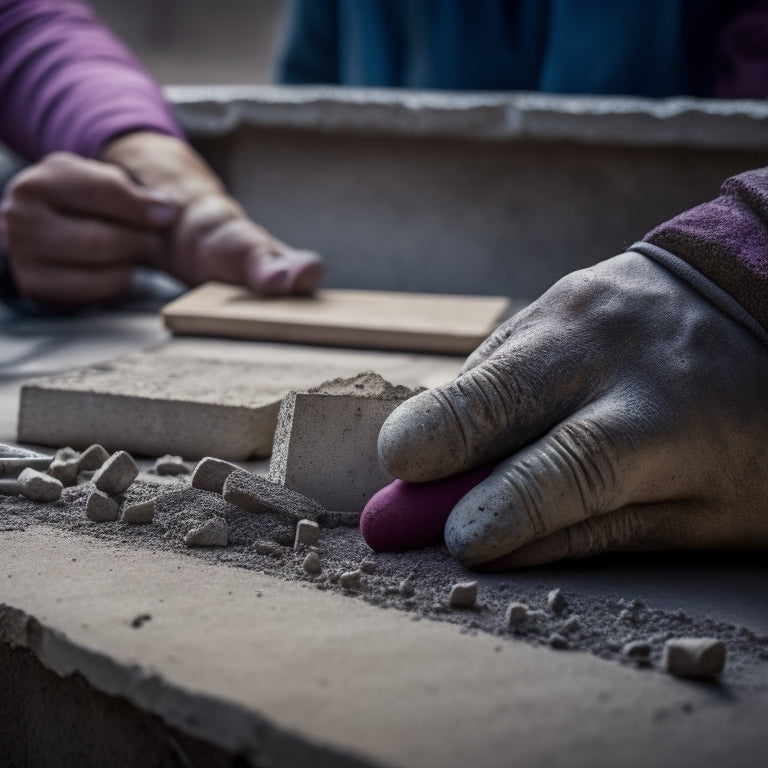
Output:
left=1, top=526, right=766, bottom=768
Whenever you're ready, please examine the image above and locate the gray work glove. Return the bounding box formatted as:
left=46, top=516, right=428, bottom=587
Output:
left=378, top=252, right=768, bottom=567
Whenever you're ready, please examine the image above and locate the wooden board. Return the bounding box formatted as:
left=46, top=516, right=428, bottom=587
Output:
left=161, top=282, right=512, bottom=354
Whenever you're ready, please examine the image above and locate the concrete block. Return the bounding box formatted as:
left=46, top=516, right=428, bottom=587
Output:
left=268, top=373, right=418, bottom=514
left=663, top=638, right=725, bottom=678
left=294, top=519, right=320, bottom=548
left=18, top=468, right=62, bottom=503
left=191, top=457, right=240, bottom=494
left=47, top=449, right=81, bottom=487
left=184, top=517, right=229, bottom=547
left=122, top=498, right=155, bottom=525
left=93, top=452, right=139, bottom=496
left=547, top=588, right=568, bottom=615
left=505, top=602, right=529, bottom=628
left=77, top=444, right=110, bottom=473
left=339, top=570, right=362, bottom=591
left=223, top=469, right=325, bottom=521
left=86, top=490, right=120, bottom=522
left=449, top=582, right=478, bottom=609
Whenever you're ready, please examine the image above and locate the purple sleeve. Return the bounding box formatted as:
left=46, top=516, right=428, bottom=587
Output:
left=631, top=167, right=768, bottom=342
left=0, top=0, right=183, bottom=160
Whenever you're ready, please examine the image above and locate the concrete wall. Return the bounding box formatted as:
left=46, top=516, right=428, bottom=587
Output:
left=174, top=87, right=768, bottom=299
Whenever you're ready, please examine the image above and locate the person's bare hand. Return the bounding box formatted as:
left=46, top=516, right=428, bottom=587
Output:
left=1, top=151, right=178, bottom=305
left=377, top=252, right=768, bottom=567
left=100, top=132, right=323, bottom=295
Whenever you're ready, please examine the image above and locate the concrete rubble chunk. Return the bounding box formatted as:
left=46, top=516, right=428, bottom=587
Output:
left=93, top=451, right=139, bottom=496
left=547, top=588, right=567, bottom=615
left=184, top=517, right=229, bottom=547
left=18, top=467, right=62, bottom=503
left=47, top=451, right=81, bottom=486
left=154, top=455, right=192, bottom=476
left=449, top=581, right=478, bottom=609
left=663, top=638, right=726, bottom=678
left=561, top=616, right=581, bottom=634
left=294, top=519, right=320, bottom=548
left=268, top=373, right=420, bottom=516
left=86, top=489, right=120, bottom=522
left=360, top=558, right=376, bottom=574
left=191, top=457, right=240, bottom=494
left=223, top=469, right=325, bottom=522
left=339, top=570, right=362, bottom=591
left=505, top=602, right=529, bottom=628
left=122, top=498, right=155, bottom=525
left=399, top=580, right=415, bottom=598
left=77, top=444, right=110, bottom=472
left=302, top=551, right=322, bottom=575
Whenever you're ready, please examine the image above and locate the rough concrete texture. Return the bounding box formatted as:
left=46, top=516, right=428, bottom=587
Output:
left=121, top=498, right=155, bottom=525
left=17, top=467, right=62, bottom=502
left=224, top=469, right=326, bottom=522
left=191, top=456, right=240, bottom=493
left=0, top=443, right=51, bottom=478
left=48, top=454, right=80, bottom=486
left=93, top=451, right=139, bottom=496
left=663, top=638, right=726, bottom=679
left=302, top=550, right=322, bottom=575
left=268, top=372, right=420, bottom=514
left=17, top=341, right=462, bottom=459
left=86, top=489, right=120, bottom=523
left=2, top=522, right=767, bottom=768
left=505, top=601, right=529, bottom=627
left=294, top=519, right=320, bottom=548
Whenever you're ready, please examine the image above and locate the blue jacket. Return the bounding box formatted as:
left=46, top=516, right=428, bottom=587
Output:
left=276, top=0, right=740, bottom=97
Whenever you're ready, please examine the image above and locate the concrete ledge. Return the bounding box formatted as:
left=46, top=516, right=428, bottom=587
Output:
left=168, top=85, right=768, bottom=150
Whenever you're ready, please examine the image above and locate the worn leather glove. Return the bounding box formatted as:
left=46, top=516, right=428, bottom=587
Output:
left=377, top=251, right=768, bottom=568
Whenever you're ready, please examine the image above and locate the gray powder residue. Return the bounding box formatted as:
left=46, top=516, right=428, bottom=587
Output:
left=2, top=475, right=767, bottom=685
left=309, top=371, right=423, bottom=400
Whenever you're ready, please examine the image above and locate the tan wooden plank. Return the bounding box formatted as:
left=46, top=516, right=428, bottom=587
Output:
left=161, top=282, right=512, bottom=354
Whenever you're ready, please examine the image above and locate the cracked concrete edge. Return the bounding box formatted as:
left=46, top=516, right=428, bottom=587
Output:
left=0, top=604, right=380, bottom=768
left=166, top=84, right=768, bottom=149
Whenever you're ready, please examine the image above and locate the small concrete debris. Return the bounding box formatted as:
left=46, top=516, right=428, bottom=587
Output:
left=184, top=516, right=229, bottom=547
left=54, top=447, right=79, bottom=462
left=302, top=550, right=322, bottom=575
left=339, top=569, right=362, bottom=591
left=663, top=638, right=726, bottom=678
left=154, top=455, right=192, bottom=476
left=77, top=444, right=110, bottom=473
left=548, top=633, right=569, bottom=650
left=93, top=451, right=139, bottom=495
left=121, top=498, right=155, bottom=524
left=399, top=579, right=415, bottom=598
left=190, top=457, right=240, bottom=494
left=449, top=581, right=478, bottom=609
left=360, top=558, right=376, bottom=574
left=86, top=489, right=120, bottom=522
left=48, top=455, right=80, bottom=486
left=623, top=640, right=652, bottom=660
left=561, top=616, right=581, bottom=634
left=547, top=588, right=567, bottom=615
left=223, top=469, right=326, bottom=521
left=294, top=519, right=320, bottom=548
left=17, top=468, right=63, bottom=503
left=505, top=602, right=529, bottom=628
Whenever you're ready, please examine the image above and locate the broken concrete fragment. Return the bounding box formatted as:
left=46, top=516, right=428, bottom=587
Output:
left=505, top=602, right=529, bottom=628
left=77, top=444, right=110, bottom=472
left=302, top=551, right=322, bottom=575
left=154, top=455, right=192, bottom=476
left=449, top=581, right=478, bottom=609
left=268, top=373, right=420, bottom=515
left=86, top=489, right=120, bottom=522
left=122, top=498, right=155, bottom=525
left=184, top=516, right=229, bottom=547
left=223, top=469, right=325, bottom=522
left=191, top=457, right=240, bottom=494
left=18, top=467, right=63, bottom=503
left=561, top=616, right=581, bottom=634
left=547, top=588, right=567, bottom=615
left=663, top=638, right=725, bottom=678
left=93, top=451, right=139, bottom=495
left=399, top=579, right=415, bottom=598
left=359, top=558, right=376, bottom=575
left=339, top=570, right=362, bottom=591
left=55, top=446, right=79, bottom=462
left=48, top=450, right=81, bottom=487
left=294, top=519, right=320, bottom=548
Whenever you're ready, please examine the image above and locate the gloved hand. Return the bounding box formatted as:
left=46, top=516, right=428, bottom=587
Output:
left=377, top=251, right=768, bottom=568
